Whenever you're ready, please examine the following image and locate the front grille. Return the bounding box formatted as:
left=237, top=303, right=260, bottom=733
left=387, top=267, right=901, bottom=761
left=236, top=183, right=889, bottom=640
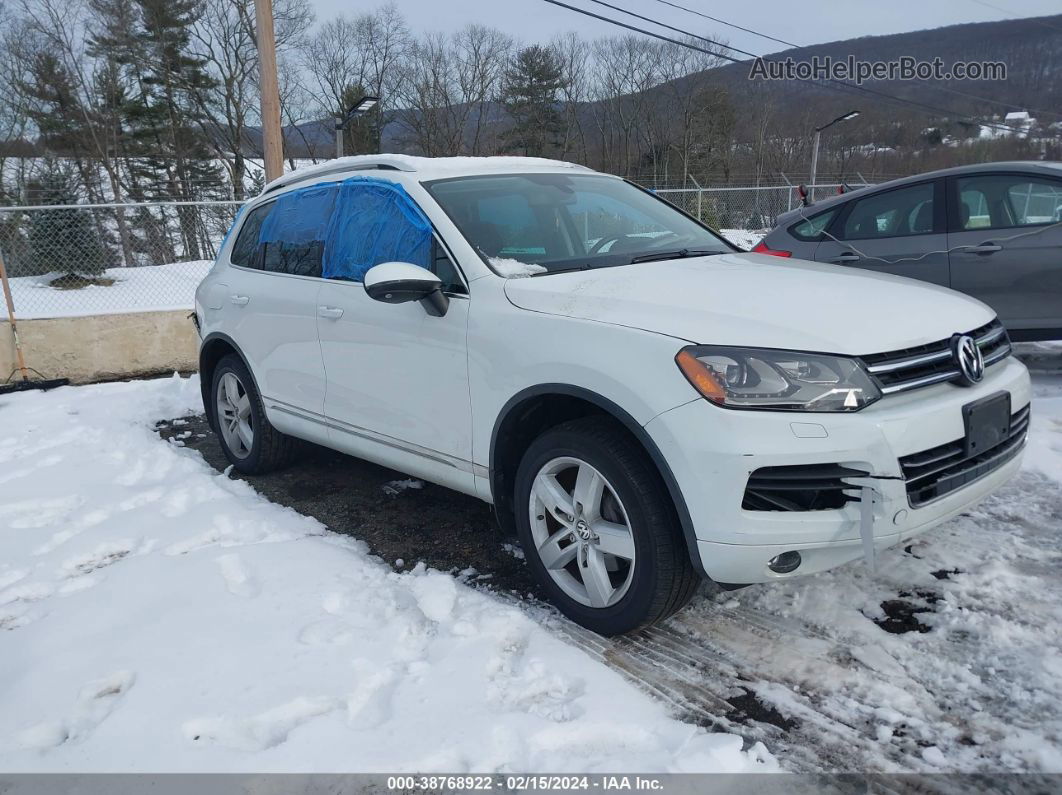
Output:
left=743, top=463, right=870, bottom=511
left=899, top=404, right=1029, bottom=507
left=860, top=319, right=1011, bottom=396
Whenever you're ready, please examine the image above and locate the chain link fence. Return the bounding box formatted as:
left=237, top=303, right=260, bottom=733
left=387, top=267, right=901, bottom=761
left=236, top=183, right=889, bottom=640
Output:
left=0, top=184, right=865, bottom=320
left=0, top=200, right=244, bottom=319
left=653, top=183, right=858, bottom=248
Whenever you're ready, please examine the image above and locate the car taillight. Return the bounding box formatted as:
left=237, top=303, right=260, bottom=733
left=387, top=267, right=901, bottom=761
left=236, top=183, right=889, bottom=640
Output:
left=752, top=241, right=792, bottom=258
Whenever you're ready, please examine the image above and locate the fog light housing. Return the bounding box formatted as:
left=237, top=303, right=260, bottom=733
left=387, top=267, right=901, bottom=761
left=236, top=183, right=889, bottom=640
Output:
left=768, top=551, right=802, bottom=574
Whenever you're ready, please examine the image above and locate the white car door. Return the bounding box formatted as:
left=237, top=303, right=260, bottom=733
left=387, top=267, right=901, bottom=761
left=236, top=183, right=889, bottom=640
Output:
left=316, top=181, right=475, bottom=494
left=224, top=198, right=327, bottom=421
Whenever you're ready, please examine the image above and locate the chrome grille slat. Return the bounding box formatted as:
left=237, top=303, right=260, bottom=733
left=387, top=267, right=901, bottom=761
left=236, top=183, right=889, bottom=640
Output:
left=866, top=348, right=952, bottom=374
left=880, top=370, right=962, bottom=394
left=861, top=319, right=1011, bottom=396
left=899, top=405, right=1029, bottom=506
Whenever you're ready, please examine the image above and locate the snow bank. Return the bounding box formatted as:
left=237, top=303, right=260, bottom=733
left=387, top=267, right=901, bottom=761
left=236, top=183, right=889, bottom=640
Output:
left=9, top=261, right=213, bottom=320
left=0, top=375, right=774, bottom=773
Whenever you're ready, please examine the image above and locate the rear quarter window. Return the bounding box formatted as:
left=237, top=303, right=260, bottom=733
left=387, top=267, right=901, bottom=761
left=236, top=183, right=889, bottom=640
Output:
left=788, top=208, right=837, bottom=241
left=229, top=202, right=273, bottom=268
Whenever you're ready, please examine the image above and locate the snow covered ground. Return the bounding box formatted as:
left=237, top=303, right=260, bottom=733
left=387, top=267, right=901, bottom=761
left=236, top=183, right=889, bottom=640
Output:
left=8, top=261, right=213, bottom=320
left=2, top=357, right=1060, bottom=774
left=0, top=376, right=772, bottom=773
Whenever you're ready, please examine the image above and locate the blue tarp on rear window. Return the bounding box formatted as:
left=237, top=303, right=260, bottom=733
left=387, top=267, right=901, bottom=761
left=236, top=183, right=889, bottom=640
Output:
left=323, top=176, right=432, bottom=282
left=258, top=182, right=339, bottom=245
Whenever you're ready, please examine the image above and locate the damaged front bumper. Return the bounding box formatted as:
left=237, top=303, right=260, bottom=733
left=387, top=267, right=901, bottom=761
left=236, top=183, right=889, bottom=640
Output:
left=644, top=356, right=1032, bottom=584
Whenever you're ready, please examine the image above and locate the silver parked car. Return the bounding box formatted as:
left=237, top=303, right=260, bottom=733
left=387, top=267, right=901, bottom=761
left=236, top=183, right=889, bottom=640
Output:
left=756, top=162, right=1062, bottom=341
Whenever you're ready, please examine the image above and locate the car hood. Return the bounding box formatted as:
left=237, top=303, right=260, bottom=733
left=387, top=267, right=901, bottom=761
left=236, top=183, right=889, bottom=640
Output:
left=503, top=253, right=995, bottom=355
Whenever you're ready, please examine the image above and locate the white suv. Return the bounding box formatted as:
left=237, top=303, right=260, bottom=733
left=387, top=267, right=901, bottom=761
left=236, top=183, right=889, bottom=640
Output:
left=195, top=155, right=1031, bottom=635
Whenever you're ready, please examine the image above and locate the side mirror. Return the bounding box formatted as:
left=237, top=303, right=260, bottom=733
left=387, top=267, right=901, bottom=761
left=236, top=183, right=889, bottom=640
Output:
left=363, top=261, right=449, bottom=317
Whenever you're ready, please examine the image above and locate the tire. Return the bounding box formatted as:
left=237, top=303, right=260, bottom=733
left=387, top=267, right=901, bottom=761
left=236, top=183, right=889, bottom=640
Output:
left=514, top=416, right=700, bottom=635
left=211, top=354, right=296, bottom=474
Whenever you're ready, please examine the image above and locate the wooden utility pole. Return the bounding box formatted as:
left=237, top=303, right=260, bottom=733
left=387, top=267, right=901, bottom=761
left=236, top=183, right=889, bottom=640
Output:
left=254, top=0, right=284, bottom=182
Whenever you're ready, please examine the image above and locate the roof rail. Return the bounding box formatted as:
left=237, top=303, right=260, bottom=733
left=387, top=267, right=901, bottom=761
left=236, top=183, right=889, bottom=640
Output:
left=261, top=155, right=417, bottom=195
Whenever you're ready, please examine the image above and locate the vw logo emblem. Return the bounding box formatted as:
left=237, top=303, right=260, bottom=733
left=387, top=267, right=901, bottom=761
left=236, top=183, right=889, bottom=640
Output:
left=952, top=334, right=985, bottom=386
left=575, top=518, right=592, bottom=540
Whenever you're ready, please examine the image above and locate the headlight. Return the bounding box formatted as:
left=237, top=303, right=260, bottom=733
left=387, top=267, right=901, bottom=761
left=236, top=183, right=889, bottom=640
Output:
left=675, top=346, right=881, bottom=412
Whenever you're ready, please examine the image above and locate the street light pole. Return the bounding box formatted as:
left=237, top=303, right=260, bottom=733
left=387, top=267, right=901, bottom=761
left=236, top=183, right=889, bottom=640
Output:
left=334, top=96, right=380, bottom=159
left=253, top=0, right=284, bottom=182
left=808, top=109, right=860, bottom=201
left=808, top=129, right=822, bottom=200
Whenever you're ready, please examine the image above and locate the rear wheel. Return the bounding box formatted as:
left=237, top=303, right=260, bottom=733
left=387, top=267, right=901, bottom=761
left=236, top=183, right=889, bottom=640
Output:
left=211, top=354, right=295, bottom=474
left=514, top=417, right=700, bottom=635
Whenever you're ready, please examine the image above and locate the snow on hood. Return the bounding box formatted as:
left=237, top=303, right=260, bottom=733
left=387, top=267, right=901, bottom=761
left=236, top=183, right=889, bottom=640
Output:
left=503, top=252, right=995, bottom=355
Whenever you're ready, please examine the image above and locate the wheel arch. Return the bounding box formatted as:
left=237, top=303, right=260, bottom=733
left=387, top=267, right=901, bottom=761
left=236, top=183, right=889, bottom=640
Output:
left=198, top=333, right=261, bottom=431
left=489, top=384, right=708, bottom=580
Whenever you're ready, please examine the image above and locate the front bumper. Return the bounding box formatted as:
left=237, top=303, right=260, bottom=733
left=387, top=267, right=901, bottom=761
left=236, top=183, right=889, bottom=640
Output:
left=645, top=356, right=1031, bottom=584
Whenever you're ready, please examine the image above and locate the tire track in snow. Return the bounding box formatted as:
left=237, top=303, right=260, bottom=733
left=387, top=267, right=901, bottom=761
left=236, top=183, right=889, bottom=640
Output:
left=548, top=472, right=1062, bottom=774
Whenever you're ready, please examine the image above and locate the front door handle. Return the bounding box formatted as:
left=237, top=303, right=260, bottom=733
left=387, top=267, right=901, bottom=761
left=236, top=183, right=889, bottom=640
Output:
left=966, top=242, right=1002, bottom=254
left=318, top=305, right=344, bottom=319
left=229, top=294, right=249, bottom=306
left=832, top=252, right=861, bottom=264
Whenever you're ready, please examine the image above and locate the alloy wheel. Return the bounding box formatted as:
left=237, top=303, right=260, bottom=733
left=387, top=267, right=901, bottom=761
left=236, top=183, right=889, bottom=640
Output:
left=528, top=456, right=636, bottom=609
left=216, top=371, right=254, bottom=459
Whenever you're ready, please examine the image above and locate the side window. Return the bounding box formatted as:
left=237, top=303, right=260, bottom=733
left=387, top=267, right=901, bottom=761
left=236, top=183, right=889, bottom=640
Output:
left=790, top=208, right=837, bottom=241
left=324, top=179, right=432, bottom=282
left=258, top=184, right=338, bottom=278
left=229, top=202, right=273, bottom=268
left=955, top=174, right=1062, bottom=231
left=841, top=183, right=935, bottom=240
left=262, top=240, right=325, bottom=278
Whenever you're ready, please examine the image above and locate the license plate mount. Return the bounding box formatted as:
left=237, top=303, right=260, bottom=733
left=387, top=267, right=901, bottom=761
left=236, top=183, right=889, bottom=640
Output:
left=962, top=392, right=1011, bottom=459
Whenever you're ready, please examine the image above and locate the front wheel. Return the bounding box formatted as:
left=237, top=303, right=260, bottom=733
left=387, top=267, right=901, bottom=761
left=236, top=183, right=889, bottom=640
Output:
left=514, top=417, right=700, bottom=635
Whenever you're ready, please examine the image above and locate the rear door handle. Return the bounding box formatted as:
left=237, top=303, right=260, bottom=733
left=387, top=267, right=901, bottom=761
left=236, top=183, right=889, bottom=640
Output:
left=229, top=294, right=249, bottom=306
left=318, top=305, right=344, bottom=319
left=832, top=252, right=861, bottom=264
left=966, top=243, right=1002, bottom=254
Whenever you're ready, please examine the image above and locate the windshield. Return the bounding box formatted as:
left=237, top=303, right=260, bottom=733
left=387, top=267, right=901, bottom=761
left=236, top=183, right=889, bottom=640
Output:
left=423, top=173, right=733, bottom=275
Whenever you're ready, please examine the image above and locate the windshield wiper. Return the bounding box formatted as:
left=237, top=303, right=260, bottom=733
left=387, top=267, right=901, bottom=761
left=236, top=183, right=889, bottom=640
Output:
left=529, top=263, right=593, bottom=276
left=629, top=248, right=725, bottom=264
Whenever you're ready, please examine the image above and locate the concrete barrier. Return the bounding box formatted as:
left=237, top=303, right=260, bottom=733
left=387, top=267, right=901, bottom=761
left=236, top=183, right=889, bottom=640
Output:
left=0, top=310, right=198, bottom=385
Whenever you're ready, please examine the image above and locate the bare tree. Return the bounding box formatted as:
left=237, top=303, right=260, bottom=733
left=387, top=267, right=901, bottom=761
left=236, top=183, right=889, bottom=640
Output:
left=189, top=0, right=312, bottom=199
left=393, top=24, right=512, bottom=156
left=549, top=32, right=591, bottom=163
left=298, top=2, right=410, bottom=156
left=588, top=35, right=661, bottom=175
left=651, top=38, right=730, bottom=184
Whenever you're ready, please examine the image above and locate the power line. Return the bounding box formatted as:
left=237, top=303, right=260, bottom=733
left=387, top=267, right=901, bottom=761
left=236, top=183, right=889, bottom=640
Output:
left=647, top=0, right=1062, bottom=121
left=542, top=0, right=1020, bottom=134
left=649, top=0, right=794, bottom=49
left=586, top=0, right=743, bottom=54
left=543, top=0, right=744, bottom=62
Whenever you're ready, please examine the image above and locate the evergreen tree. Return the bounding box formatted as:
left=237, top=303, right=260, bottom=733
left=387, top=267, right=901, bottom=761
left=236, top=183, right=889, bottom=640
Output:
left=90, top=0, right=222, bottom=259
left=502, top=45, right=567, bottom=157
left=25, top=163, right=109, bottom=278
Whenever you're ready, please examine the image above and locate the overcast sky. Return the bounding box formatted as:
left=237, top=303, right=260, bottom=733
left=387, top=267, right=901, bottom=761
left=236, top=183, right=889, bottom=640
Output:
left=309, top=0, right=1061, bottom=54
